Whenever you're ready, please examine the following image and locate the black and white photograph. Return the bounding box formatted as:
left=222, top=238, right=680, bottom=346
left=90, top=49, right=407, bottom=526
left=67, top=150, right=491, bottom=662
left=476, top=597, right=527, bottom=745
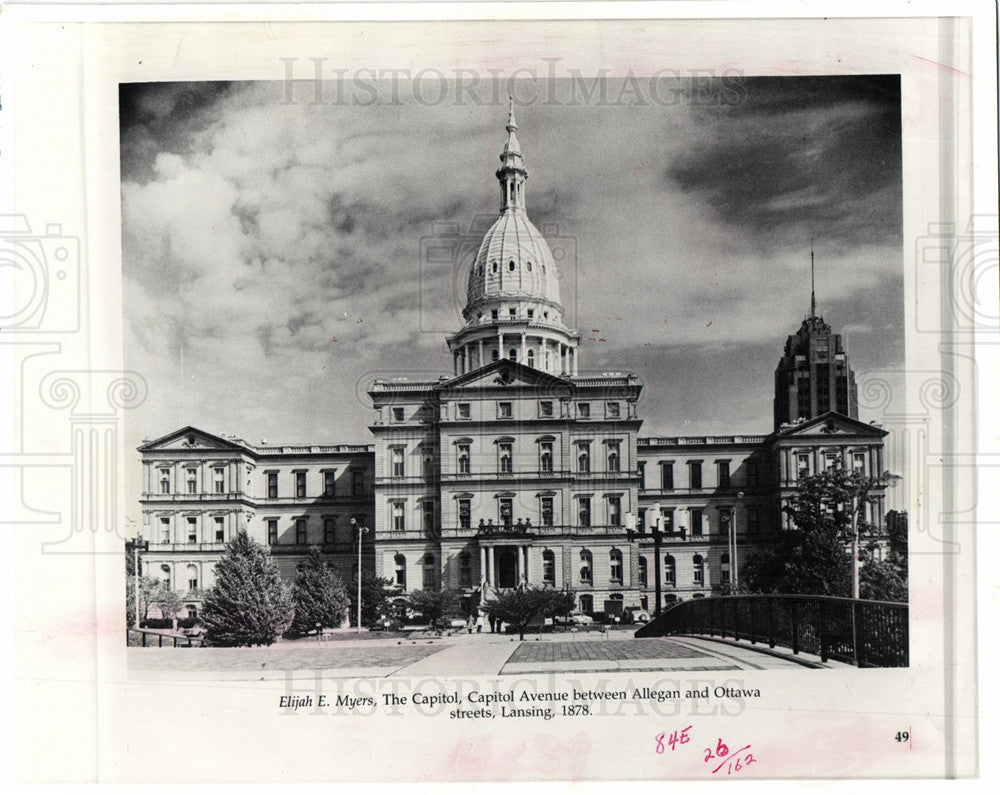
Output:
left=3, top=4, right=995, bottom=787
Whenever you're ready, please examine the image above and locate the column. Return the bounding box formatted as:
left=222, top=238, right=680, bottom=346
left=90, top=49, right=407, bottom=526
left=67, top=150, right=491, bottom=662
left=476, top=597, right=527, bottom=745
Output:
left=480, top=546, right=487, bottom=584
left=521, top=545, right=528, bottom=582
left=479, top=339, right=485, bottom=369
left=143, top=463, right=150, bottom=494
left=498, top=333, right=504, bottom=360
left=486, top=547, right=494, bottom=584
left=520, top=333, right=527, bottom=364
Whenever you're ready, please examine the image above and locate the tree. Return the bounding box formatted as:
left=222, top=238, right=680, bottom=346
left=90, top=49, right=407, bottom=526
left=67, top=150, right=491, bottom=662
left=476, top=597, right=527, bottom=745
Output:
left=483, top=588, right=556, bottom=640
left=200, top=531, right=294, bottom=646
left=157, top=587, right=184, bottom=629
left=542, top=590, right=576, bottom=625
left=406, top=589, right=461, bottom=629
left=349, top=570, right=393, bottom=628
left=744, top=457, right=897, bottom=597
left=289, top=547, right=350, bottom=636
left=860, top=556, right=907, bottom=602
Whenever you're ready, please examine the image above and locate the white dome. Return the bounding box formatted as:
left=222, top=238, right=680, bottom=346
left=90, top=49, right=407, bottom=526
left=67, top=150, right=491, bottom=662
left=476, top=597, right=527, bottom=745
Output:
left=465, top=208, right=562, bottom=309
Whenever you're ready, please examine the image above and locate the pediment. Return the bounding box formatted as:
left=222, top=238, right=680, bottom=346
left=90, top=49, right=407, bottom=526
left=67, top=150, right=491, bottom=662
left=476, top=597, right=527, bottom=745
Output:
left=138, top=426, right=244, bottom=453
left=774, top=412, right=888, bottom=440
left=439, top=359, right=574, bottom=392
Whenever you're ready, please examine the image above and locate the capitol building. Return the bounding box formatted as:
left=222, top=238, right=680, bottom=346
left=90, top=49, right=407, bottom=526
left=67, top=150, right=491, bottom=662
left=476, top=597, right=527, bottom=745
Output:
left=137, top=104, right=889, bottom=620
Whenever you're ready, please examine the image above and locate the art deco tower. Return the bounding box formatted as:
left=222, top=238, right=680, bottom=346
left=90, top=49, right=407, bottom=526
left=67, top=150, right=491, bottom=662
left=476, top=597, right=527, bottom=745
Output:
left=446, top=100, right=581, bottom=376
left=773, top=250, right=859, bottom=428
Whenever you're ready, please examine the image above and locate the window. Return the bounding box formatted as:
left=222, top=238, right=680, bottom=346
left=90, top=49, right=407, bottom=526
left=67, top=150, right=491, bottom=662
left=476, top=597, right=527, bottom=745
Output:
left=577, top=443, right=591, bottom=473
left=688, top=461, right=702, bottom=489
left=267, top=519, right=278, bottom=545
left=391, top=501, right=405, bottom=532
left=421, top=451, right=435, bottom=477
left=457, top=443, right=471, bottom=474
left=159, top=564, right=171, bottom=588
left=540, top=496, right=554, bottom=526
left=610, top=549, right=623, bottom=583
left=324, top=516, right=335, bottom=544
left=717, top=460, right=730, bottom=488
left=607, top=442, right=620, bottom=472
left=692, top=554, right=704, bottom=585
left=579, top=594, right=593, bottom=613
left=158, top=468, right=171, bottom=495
left=577, top=402, right=590, bottom=419
left=661, top=508, right=675, bottom=533
left=606, top=402, right=621, bottom=418
left=579, top=550, right=593, bottom=584
left=391, top=447, right=405, bottom=478
left=721, top=552, right=731, bottom=584
left=391, top=407, right=405, bottom=423
left=690, top=508, right=703, bottom=536
left=538, top=400, right=553, bottom=418
left=664, top=555, right=676, bottom=585
left=796, top=453, right=811, bottom=478
left=637, top=461, right=645, bottom=485
left=748, top=506, right=760, bottom=534
left=527, top=350, right=535, bottom=368
left=267, top=472, right=278, bottom=499
left=159, top=516, right=170, bottom=543
left=296, top=471, right=307, bottom=498
left=457, top=402, right=471, bottom=419
left=746, top=461, right=759, bottom=487
left=543, top=550, right=555, bottom=584
left=394, top=554, right=406, bottom=588
left=499, top=498, right=513, bottom=527
left=527, top=308, right=534, bottom=318
left=638, top=556, right=648, bottom=587
left=186, top=468, right=198, bottom=494
left=324, top=470, right=336, bottom=497
left=539, top=440, right=554, bottom=472
left=607, top=496, right=622, bottom=526
left=295, top=517, right=307, bottom=544
left=459, top=552, right=472, bottom=587
left=214, top=516, right=225, bottom=542
left=187, top=564, right=199, bottom=591
left=213, top=467, right=225, bottom=494
left=578, top=497, right=591, bottom=527
left=498, top=442, right=513, bottom=473
left=491, top=348, right=499, bottom=360
left=422, top=501, right=435, bottom=533
left=497, top=401, right=512, bottom=419
left=458, top=499, right=471, bottom=529
left=352, top=470, right=364, bottom=495
left=186, top=517, right=197, bottom=543
left=422, top=553, right=436, bottom=589
left=719, top=508, right=732, bottom=535
left=852, top=451, right=866, bottom=474
left=660, top=462, right=674, bottom=490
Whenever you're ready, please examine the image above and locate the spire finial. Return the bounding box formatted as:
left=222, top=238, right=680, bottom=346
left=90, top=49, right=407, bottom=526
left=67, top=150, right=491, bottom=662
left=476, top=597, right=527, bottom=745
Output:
left=496, top=97, right=526, bottom=212
left=810, top=240, right=817, bottom=319
left=507, top=95, right=517, bottom=132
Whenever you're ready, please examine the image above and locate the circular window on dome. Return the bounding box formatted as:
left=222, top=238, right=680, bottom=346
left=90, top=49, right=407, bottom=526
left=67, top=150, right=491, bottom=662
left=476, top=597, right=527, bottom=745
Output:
left=508, top=261, right=515, bottom=271
left=492, top=262, right=498, bottom=273
left=527, top=261, right=533, bottom=271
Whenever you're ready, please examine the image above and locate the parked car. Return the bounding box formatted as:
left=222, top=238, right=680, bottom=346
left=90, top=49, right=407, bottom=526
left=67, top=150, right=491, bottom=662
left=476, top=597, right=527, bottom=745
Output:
left=626, top=608, right=650, bottom=623
left=569, top=612, right=594, bottom=625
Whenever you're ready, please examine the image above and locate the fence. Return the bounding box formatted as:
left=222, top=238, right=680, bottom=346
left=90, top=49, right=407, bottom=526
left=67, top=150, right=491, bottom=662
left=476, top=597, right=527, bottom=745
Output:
left=128, top=628, right=204, bottom=648
left=634, top=594, right=908, bottom=667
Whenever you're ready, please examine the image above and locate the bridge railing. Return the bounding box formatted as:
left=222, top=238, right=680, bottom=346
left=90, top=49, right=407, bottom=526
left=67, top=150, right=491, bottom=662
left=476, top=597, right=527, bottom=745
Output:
left=128, top=628, right=204, bottom=647
left=634, top=594, right=908, bottom=668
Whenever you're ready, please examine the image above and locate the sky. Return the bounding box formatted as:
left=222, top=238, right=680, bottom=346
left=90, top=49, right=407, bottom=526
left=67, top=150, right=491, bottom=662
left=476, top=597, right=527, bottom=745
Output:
left=120, top=75, right=903, bottom=458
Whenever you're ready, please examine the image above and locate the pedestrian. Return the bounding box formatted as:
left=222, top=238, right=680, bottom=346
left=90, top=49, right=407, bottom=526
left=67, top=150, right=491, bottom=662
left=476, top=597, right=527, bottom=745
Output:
left=475, top=613, right=485, bottom=633
left=466, top=615, right=474, bottom=634
left=489, top=613, right=497, bottom=633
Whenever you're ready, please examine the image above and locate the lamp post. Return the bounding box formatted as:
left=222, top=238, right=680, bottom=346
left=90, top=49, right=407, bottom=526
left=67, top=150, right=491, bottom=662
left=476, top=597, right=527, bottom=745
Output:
left=733, top=491, right=744, bottom=589
left=627, top=504, right=685, bottom=618
left=129, top=532, right=149, bottom=630
left=350, top=518, right=367, bottom=633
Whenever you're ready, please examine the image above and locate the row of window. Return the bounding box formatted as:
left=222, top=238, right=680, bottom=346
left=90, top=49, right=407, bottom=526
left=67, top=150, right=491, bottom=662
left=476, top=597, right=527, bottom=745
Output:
left=156, top=465, right=229, bottom=496
left=794, top=450, right=869, bottom=477
left=265, top=516, right=363, bottom=546
left=262, top=470, right=366, bottom=500
left=392, top=439, right=625, bottom=477
left=157, top=515, right=227, bottom=544
left=638, top=506, right=760, bottom=535
left=387, top=494, right=625, bottom=531
left=641, top=459, right=748, bottom=491
left=156, top=562, right=202, bottom=591
left=391, top=400, right=625, bottom=423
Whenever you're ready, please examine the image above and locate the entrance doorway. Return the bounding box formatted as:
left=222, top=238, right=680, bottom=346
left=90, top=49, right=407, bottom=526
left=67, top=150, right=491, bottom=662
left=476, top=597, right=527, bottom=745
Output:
left=495, top=547, right=518, bottom=588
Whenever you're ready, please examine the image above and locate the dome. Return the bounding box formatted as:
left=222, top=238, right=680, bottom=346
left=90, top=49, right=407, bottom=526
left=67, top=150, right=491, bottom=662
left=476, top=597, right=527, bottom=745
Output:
left=465, top=208, right=562, bottom=310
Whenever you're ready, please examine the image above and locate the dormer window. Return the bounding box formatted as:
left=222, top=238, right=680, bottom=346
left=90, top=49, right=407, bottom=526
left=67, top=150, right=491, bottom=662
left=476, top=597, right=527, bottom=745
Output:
left=492, top=262, right=498, bottom=273
left=508, top=261, right=515, bottom=271
left=509, top=308, right=516, bottom=318
left=527, top=262, right=533, bottom=271
left=491, top=310, right=499, bottom=320
left=527, top=309, right=534, bottom=319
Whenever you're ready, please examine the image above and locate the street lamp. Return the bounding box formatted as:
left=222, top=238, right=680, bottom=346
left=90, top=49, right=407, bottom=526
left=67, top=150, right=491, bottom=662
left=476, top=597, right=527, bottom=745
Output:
left=627, top=503, right=685, bottom=617
left=350, top=517, right=367, bottom=633
left=733, top=491, right=744, bottom=589
left=128, top=531, right=149, bottom=630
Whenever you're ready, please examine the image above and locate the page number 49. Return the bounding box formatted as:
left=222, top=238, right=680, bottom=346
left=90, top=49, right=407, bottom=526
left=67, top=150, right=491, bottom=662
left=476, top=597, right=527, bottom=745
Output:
left=895, top=730, right=911, bottom=745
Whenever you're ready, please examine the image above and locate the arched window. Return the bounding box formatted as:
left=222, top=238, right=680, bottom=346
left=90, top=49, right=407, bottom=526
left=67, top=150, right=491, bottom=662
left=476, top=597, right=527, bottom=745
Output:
left=527, top=261, right=533, bottom=272
left=509, top=348, right=518, bottom=362
left=577, top=444, right=590, bottom=474
left=692, top=554, right=704, bottom=585
left=159, top=564, right=171, bottom=588
left=663, top=555, right=675, bottom=586
left=527, top=349, right=535, bottom=368
left=638, top=556, right=648, bottom=588
left=721, top=552, right=731, bottom=584
left=422, top=553, right=436, bottom=589
left=508, top=260, right=516, bottom=271
left=492, top=349, right=499, bottom=361
left=579, top=549, right=593, bottom=584
left=538, top=440, right=553, bottom=472
left=492, top=261, right=498, bottom=273
left=394, top=554, right=406, bottom=588
left=186, top=564, right=199, bottom=591
left=609, top=549, right=623, bottom=583
left=459, top=552, right=472, bottom=587
left=543, top=550, right=555, bottom=584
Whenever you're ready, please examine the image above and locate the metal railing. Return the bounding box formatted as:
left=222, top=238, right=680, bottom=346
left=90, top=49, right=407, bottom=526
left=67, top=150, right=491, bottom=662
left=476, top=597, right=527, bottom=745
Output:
left=128, top=628, right=204, bottom=647
left=634, top=594, right=908, bottom=668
